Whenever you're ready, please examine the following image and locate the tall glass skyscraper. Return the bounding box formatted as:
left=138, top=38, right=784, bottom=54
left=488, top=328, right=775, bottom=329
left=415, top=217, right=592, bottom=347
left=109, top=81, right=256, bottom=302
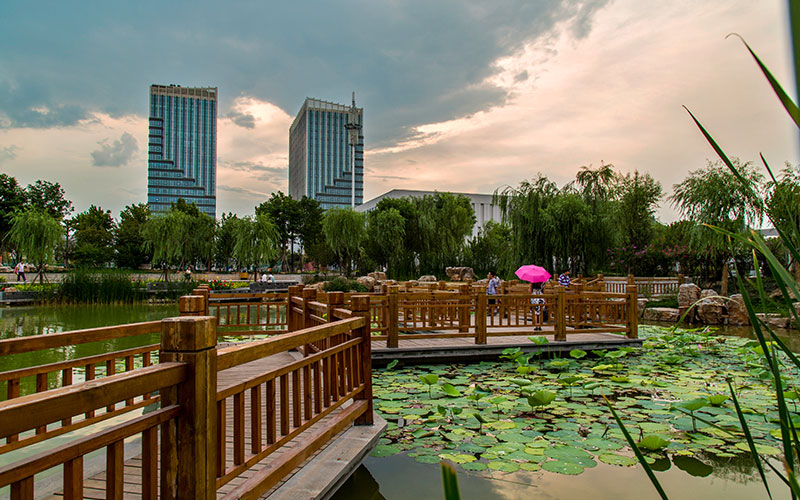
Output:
left=289, top=97, right=363, bottom=209
left=147, top=84, right=217, bottom=217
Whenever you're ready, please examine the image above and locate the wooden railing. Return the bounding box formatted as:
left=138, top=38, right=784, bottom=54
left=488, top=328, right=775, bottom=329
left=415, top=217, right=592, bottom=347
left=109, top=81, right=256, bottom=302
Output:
left=209, top=292, right=289, bottom=335
left=0, top=292, right=374, bottom=500
left=599, top=274, right=685, bottom=296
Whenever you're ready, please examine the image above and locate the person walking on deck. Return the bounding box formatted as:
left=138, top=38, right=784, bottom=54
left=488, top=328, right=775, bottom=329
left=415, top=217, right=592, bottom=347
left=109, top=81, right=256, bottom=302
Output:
left=486, top=271, right=500, bottom=315
left=558, top=270, right=571, bottom=288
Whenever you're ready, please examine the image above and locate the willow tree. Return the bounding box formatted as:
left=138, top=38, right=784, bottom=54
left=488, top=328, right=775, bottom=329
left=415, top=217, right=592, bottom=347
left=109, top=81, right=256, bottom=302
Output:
left=323, top=208, right=365, bottom=276
left=765, top=163, right=800, bottom=280
left=365, top=207, right=406, bottom=277
left=670, top=158, right=764, bottom=291
left=494, top=174, right=559, bottom=274
left=616, top=171, right=663, bottom=251
left=233, top=213, right=279, bottom=280
left=7, top=208, right=64, bottom=283
left=413, top=192, right=475, bottom=275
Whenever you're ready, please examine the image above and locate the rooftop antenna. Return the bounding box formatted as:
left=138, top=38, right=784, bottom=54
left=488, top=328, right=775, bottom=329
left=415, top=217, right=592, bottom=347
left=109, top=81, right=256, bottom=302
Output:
left=345, top=91, right=360, bottom=208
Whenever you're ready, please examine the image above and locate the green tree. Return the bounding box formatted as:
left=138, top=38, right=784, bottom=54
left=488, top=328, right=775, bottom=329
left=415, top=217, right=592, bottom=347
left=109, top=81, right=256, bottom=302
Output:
left=72, top=205, right=116, bottom=267
left=670, top=158, right=764, bottom=287
left=765, top=163, right=800, bottom=280
left=365, top=207, right=406, bottom=276
left=232, top=213, right=279, bottom=279
left=115, top=204, right=152, bottom=269
left=297, top=196, right=324, bottom=268
left=544, top=193, right=593, bottom=273
left=256, top=192, right=301, bottom=271
left=495, top=174, right=560, bottom=274
left=24, top=180, right=74, bottom=221
left=215, top=212, right=239, bottom=270
left=0, top=174, right=26, bottom=260
left=616, top=171, right=663, bottom=250
left=142, top=208, right=211, bottom=280
left=465, top=220, right=513, bottom=277
left=322, top=208, right=365, bottom=276
left=7, top=208, right=64, bottom=283
left=414, top=192, right=475, bottom=275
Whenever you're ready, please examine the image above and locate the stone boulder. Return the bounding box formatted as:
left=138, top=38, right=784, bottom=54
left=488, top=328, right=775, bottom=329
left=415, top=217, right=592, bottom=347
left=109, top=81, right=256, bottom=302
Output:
left=756, top=313, right=791, bottom=329
left=678, top=283, right=701, bottom=308
left=643, top=307, right=680, bottom=323
left=418, top=275, right=438, bottom=282
left=727, top=294, right=750, bottom=326
left=368, top=271, right=387, bottom=281
left=306, top=281, right=327, bottom=291
left=696, top=289, right=725, bottom=325
left=637, top=298, right=648, bottom=317
left=445, top=267, right=476, bottom=282
left=356, top=276, right=377, bottom=291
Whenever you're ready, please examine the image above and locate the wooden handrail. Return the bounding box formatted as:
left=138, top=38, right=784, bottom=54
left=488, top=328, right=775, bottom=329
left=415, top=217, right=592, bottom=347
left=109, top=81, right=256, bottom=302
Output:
left=0, top=406, right=179, bottom=487
left=0, top=320, right=161, bottom=356
left=0, top=362, right=186, bottom=438
left=216, top=317, right=365, bottom=370
left=0, top=344, right=158, bottom=382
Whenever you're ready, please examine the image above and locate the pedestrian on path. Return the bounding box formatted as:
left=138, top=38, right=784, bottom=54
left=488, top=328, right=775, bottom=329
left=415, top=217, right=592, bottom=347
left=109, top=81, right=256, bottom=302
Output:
left=558, top=270, right=571, bottom=288
left=14, top=262, right=26, bottom=282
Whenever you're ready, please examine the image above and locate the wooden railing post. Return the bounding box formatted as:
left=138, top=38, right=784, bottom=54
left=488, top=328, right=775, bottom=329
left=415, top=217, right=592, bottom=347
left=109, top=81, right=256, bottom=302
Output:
left=327, top=291, right=344, bottom=320
left=180, top=295, right=205, bottom=317
left=555, top=285, right=567, bottom=341
left=287, top=285, right=302, bottom=332
left=159, top=316, right=217, bottom=500
left=458, top=284, right=470, bottom=333
left=351, top=295, right=373, bottom=425
left=302, top=288, right=316, bottom=329
left=387, top=286, right=399, bottom=348
left=626, top=284, right=639, bottom=339
left=475, top=293, right=487, bottom=344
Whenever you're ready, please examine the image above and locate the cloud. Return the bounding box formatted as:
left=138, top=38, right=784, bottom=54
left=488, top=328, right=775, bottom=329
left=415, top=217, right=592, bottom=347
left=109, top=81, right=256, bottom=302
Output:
left=227, top=110, right=256, bottom=129
left=0, top=145, right=19, bottom=163
left=90, top=132, right=138, bottom=167
left=217, top=184, right=268, bottom=198
left=0, top=0, right=612, bottom=145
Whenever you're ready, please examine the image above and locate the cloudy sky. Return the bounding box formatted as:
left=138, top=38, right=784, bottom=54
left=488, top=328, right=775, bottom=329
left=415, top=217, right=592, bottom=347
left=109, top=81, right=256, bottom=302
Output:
left=1, top=0, right=796, bottom=221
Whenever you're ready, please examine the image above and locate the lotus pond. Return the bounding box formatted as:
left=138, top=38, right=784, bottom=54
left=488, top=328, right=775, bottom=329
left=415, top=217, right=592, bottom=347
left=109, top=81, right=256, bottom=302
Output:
left=333, top=325, right=797, bottom=499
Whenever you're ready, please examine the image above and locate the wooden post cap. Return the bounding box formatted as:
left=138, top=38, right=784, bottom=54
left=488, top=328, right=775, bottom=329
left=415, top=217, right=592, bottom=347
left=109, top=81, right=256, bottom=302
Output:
left=388, top=285, right=399, bottom=294
left=179, top=295, right=205, bottom=315
left=351, top=295, right=370, bottom=312
left=288, top=285, right=303, bottom=295
left=328, top=291, right=344, bottom=305
left=161, top=316, right=217, bottom=352
left=302, top=288, right=316, bottom=299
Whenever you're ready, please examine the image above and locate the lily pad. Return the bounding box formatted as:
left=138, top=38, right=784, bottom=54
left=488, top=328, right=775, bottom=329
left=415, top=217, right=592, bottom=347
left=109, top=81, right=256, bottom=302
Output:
left=542, top=460, right=584, bottom=475
left=488, top=461, right=520, bottom=472
left=598, top=453, right=638, bottom=467
left=371, top=444, right=403, bottom=457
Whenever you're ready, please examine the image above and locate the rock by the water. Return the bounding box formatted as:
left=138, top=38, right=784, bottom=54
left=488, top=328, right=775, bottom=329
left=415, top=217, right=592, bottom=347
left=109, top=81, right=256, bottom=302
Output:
left=727, top=294, right=749, bottom=326
left=643, top=307, right=680, bottom=323
left=678, top=283, right=701, bottom=308
left=356, top=276, right=377, bottom=290
left=445, top=267, right=476, bottom=282
left=418, top=275, right=437, bottom=282
left=697, top=289, right=725, bottom=325
left=368, top=271, right=387, bottom=281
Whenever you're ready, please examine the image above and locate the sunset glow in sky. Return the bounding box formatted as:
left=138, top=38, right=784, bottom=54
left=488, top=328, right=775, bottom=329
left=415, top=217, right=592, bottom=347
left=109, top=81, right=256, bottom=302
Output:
left=1, top=0, right=797, bottom=221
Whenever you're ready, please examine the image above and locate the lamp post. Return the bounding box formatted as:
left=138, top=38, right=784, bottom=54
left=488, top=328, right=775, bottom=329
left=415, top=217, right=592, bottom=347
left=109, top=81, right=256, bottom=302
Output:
left=344, top=92, right=360, bottom=209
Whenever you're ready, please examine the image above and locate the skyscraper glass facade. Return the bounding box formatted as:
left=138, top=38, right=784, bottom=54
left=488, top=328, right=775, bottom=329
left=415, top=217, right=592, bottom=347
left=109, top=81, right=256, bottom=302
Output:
left=288, top=97, right=363, bottom=210
left=147, top=85, right=217, bottom=217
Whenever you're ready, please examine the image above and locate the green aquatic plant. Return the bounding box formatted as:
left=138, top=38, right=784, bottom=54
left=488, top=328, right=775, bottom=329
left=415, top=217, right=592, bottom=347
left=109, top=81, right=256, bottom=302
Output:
left=526, top=390, right=556, bottom=415
left=420, top=373, right=439, bottom=399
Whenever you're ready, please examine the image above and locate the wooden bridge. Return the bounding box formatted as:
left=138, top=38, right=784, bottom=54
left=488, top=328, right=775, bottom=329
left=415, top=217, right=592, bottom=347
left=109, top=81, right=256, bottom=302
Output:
left=0, top=280, right=642, bottom=499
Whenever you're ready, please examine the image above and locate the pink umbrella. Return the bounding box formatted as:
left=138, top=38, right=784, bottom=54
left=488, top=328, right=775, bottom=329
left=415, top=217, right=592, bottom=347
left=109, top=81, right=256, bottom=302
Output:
left=515, top=265, right=551, bottom=283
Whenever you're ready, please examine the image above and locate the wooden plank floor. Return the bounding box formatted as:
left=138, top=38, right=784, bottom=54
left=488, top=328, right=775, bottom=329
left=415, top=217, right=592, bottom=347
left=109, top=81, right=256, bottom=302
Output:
left=371, top=328, right=642, bottom=364
left=43, top=350, right=356, bottom=500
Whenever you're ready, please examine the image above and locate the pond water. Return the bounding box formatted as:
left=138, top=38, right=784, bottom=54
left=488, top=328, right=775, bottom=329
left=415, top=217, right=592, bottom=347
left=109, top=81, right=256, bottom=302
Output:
left=1, top=305, right=796, bottom=499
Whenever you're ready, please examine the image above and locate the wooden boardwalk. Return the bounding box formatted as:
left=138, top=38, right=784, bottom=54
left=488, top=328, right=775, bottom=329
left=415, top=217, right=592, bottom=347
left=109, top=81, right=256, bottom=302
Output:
left=39, top=351, right=385, bottom=500
left=372, top=328, right=642, bottom=364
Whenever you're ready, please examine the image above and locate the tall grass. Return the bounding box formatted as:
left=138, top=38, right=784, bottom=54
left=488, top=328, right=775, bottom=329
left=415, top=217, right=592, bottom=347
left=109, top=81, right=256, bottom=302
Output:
left=58, top=269, right=146, bottom=303
left=614, top=6, right=800, bottom=497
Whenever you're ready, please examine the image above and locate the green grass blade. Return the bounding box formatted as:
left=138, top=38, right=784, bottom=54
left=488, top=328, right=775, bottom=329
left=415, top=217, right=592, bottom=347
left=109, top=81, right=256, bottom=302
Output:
left=728, top=379, right=773, bottom=498
left=604, top=396, right=669, bottom=500
left=786, top=464, right=800, bottom=498
left=763, top=459, right=795, bottom=489
left=684, top=107, right=764, bottom=214
left=726, top=33, right=800, bottom=130
left=440, top=461, right=462, bottom=500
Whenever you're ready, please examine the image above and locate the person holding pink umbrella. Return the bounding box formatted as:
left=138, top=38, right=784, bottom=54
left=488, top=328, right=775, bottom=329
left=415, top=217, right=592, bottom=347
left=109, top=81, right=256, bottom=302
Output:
left=515, top=265, right=551, bottom=330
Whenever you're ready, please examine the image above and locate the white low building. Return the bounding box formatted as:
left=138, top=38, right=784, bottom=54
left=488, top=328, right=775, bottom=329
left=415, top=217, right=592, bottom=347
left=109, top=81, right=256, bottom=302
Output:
left=355, top=189, right=502, bottom=238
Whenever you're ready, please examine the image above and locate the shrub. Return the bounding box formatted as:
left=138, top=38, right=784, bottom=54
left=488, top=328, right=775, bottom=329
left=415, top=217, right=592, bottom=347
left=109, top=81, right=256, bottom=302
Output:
left=323, top=277, right=368, bottom=293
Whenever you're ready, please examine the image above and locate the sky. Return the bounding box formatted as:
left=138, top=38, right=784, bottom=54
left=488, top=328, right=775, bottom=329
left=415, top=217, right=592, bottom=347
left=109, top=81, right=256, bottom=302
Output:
left=0, top=0, right=797, bottom=222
